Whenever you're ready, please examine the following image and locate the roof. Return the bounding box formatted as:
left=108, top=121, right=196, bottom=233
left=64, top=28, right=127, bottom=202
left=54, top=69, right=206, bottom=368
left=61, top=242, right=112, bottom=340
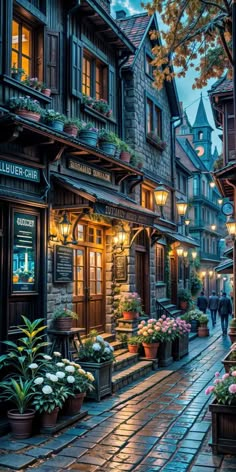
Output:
left=214, top=259, right=233, bottom=274
left=116, top=13, right=151, bottom=65
left=154, top=224, right=200, bottom=248
left=192, top=94, right=213, bottom=130
left=176, top=137, right=207, bottom=171
left=209, top=77, right=233, bottom=96
left=52, top=173, right=157, bottom=225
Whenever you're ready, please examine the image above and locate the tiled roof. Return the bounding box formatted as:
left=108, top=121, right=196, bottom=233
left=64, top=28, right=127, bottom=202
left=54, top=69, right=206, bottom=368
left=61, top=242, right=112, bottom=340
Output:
left=210, top=78, right=233, bottom=95
left=116, top=13, right=151, bottom=65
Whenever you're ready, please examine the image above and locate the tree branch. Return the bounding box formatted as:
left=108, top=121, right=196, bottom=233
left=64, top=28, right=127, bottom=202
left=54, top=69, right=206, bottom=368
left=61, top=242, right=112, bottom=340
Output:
left=219, top=29, right=233, bottom=64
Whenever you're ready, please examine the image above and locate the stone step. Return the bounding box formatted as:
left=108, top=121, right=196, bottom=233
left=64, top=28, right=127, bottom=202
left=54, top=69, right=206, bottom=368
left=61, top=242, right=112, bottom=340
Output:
left=113, top=351, right=139, bottom=372
left=101, top=333, right=116, bottom=343
left=112, top=360, right=154, bottom=393
left=169, top=309, right=182, bottom=317
left=114, top=348, right=129, bottom=357
left=157, top=298, right=171, bottom=306
left=110, top=339, right=127, bottom=351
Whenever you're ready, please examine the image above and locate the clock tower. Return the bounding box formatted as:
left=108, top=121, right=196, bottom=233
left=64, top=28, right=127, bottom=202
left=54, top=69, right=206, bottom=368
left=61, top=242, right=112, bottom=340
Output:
left=192, top=94, right=213, bottom=170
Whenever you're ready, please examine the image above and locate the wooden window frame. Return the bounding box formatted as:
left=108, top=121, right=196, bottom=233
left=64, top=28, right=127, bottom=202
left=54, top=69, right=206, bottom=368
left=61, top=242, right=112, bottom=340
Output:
left=145, top=50, right=154, bottom=79
left=82, top=50, right=108, bottom=101
left=141, top=185, right=154, bottom=211
left=145, top=93, right=163, bottom=147
left=12, top=17, right=33, bottom=77
left=156, top=244, right=164, bottom=282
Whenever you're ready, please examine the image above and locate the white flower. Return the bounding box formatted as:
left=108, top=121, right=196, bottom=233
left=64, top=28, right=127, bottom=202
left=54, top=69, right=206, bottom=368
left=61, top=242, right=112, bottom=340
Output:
left=62, top=358, right=70, bottom=364
left=104, top=341, right=110, bottom=347
left=104, top=347, right=111, bottom=354
left=96, top=335, right=104, bottom=343
left=34, top=377, right=44, bottom=385
left=67, top=375, right=75, bottom=383
left=56, top=362, right=64, bottom=367
left=109, top=346, right=114, bottom=351
left=53, top=351, right=62, bottom=357
left=43, top=355, right=52, bottom=360
left=56, top=371, right=65, bottom=379
left=42, top=385, right=53, bottom=394
left=29, top=363, right=38, bottom=369
left=92, top=342, right=101, bottom=351
left=50, top=374, right=59, bottom=382
left=46, top=373, right=52, bottom=380
left=65, top=365, right=75, bottom=373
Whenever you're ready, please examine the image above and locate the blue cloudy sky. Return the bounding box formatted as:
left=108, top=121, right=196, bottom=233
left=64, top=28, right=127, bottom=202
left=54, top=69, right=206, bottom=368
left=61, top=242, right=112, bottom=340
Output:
left=111, top=0, right=222, bottom=154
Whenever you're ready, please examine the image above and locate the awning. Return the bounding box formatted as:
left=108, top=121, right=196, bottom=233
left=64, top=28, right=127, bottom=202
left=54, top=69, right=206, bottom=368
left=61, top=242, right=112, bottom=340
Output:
left=52, top=173, right=157, bottom=226
left=153, top=224, right=200, bottom=248
left=223, top=247, right=233, bottom=259
left=215, top=259, right=233, bottom=274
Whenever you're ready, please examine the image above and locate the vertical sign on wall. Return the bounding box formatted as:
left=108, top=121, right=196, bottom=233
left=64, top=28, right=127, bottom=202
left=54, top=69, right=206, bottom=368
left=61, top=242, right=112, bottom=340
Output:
left=12, top=212, right=37, bottom=292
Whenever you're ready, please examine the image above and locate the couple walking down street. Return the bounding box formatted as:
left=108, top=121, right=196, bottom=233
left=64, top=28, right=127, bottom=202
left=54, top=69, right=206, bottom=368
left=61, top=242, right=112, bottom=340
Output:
left=197, top=290, right=232, bottom=335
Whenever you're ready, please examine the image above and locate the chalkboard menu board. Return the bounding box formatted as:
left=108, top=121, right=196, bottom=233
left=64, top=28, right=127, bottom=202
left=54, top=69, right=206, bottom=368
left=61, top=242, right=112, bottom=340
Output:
left=54, top=246, right=73, bottom=282
left=114, top=255, right=127, bottom=282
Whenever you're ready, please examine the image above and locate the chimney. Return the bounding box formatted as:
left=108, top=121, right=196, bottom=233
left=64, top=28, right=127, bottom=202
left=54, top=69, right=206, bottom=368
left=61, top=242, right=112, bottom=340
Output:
left=116, top=10, right=126, bottom=19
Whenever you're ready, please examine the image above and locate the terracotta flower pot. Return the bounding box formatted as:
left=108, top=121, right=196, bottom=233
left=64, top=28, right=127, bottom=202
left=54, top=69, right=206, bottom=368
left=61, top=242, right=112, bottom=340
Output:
left=15, top=109, right=41, bottom=122
left=54, top=317, right=73, bottom=331
left=142, top=342, right=159, bottom=359
left=41, top=88, right=51, bottom=97
left=64, top=124, right=78, bottom=137
left=63, top=393, right=86, bottom=416
left=198, top=326, right=209, bottom=337
left=7, top=409, right=35, bottom=439
left=120, top=151, right=131, bottom=163
left=41, top=407, right=59, bottom=428
left=123, top=311, right=139, bottom=320
left=128, top=344, right=139, bottom=354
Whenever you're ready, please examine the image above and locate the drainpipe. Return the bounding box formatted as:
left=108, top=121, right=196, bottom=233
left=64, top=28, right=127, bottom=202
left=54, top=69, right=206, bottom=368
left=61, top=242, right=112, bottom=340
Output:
left=118, top=55, right=129, bottom=139
left=171, top=116, right=182, bottom=224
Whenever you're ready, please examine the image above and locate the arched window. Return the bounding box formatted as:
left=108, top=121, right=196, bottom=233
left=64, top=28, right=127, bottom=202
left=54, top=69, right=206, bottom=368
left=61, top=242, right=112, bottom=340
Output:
left=198, top=131, right=203, bottom=140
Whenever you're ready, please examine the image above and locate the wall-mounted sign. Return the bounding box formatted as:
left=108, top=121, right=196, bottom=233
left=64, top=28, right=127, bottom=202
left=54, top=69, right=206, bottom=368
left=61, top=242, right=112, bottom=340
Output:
left=54, top=245, right=73, bottom=283
left=95, top=203, right=155, bottom=226
left=12, top=212, right=37, bottom=292
left=0, top=160, right=40, bottom=182
left=68, top=159, right=111, bottom=182
left=114, top=255, right=127, bottom=282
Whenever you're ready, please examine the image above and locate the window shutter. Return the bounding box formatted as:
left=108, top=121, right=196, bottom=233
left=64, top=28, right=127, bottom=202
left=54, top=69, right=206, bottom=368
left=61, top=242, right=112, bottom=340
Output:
left=108, top=64, right=115, bottom=116
left=45, top=30, right=60, bottom=94
left=71, top=35, right=83, bottom=98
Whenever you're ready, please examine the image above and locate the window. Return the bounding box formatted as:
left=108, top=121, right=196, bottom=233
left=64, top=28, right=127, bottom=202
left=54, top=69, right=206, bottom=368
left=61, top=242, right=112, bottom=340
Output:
left=82, top=51, right=108, bottom=101
left=156, top=245, right=164, bottom=282
left=12, top=211, right=37, bottom=293
left=12, top=19, right=32, bottom=77
left=141, top=185, right=153, bottom=210
left=198, top=131, right=203, bottom=140
left=145, top=53, right=154, bottom=77
left=193, top=177, right=198, bottom=196
left=146, top=97, right=162, bottom=138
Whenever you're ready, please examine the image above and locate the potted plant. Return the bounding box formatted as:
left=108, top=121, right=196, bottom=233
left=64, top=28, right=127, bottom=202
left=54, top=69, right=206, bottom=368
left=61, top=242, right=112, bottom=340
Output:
left=11, top=63, right=25, bottom=80
left=59, top=359, right=95, bottom=415
left=154, top=315, right=178, bottom=366
left=222, top=343, right=236, bottom=373
left=198, top=314, right=209, bottom=337
left=172, top=317, right=191, bottom=360
left=78, top=121, right=98, bottom=147
left=63, top=118, right=80, bottom=137
left=98, top=129, right=118, bottom=156
left=181, top=308, right=203, bottom=332
left=22, top=76, right=41, bottom=90
left=40, top=82, right=51, bottom=97
left=93, top=98, right=112, bottom=117
left=147, top=131, right=167, bottom=151
left=51, top=307, right=78, bottom=331
left=177, top=288, right=192, bottom=311
left=127, top=336, right=140, bottom=354
left=205, top=370, right=236, bottom=454
left=117, top=139, right=132, bottom=162
left=42, top=109, right=66, bottom=131
left=118, top=292, right=143, bottom=320
left=0, top=377, right=35, bottom=439
left=76, top=331, right=114, bottom=401
left=130, top=151, right=144, bottom=169
left=8, top=95, right=42, bottom=122
left=137, top=318, right=163, bottom=359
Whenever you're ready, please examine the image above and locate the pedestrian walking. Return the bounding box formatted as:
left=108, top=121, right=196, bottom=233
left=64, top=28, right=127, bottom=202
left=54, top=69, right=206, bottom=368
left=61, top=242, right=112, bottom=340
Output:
left=208, top=290, right=219, bottom=328
left=197, top=291, right=208, bottom=313
left=218, top=291, right=232, bottom=336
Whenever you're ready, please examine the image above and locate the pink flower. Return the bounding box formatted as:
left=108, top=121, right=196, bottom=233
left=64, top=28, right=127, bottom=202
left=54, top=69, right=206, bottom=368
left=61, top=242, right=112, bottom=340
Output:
left=229, top=384, right=236, bottom=394
left=231, top=371, right=236, bottom=377
left=215, top=372, right=220, bottom=378
left=205, top=386, right=215, bottom=395
left=214, top=378, right=221, bottom=384
left=222, top=373, right=230, bottom=380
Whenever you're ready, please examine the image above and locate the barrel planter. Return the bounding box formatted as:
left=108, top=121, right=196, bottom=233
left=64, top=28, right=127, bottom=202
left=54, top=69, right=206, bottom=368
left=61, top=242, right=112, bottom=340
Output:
left=172, top=333, right=189, bottom=360
left=99, top=142, right=116, bottom=156
left=49, top=120, right=64, bottom=132
left=79, top=130, right=98, bottom=147
left=78, top=360, right=113, bottom=402
left=209, top=400, right=236, bottom=455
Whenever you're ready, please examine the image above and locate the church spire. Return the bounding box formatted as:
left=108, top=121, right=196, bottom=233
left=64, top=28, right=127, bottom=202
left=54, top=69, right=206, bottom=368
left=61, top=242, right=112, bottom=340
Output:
left=192, top=94, right=213, bottom=130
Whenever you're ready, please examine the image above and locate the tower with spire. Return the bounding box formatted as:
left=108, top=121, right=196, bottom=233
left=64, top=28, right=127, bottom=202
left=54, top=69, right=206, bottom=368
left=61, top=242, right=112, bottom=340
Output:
left=192, top=93, right=213, bottom=170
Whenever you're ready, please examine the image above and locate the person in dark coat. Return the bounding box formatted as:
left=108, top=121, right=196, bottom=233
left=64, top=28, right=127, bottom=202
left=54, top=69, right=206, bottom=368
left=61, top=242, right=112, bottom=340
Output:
left=218, top=292, right=232, bottom=336
left=197, top=291, right=208, bottom=313
left=208, top=290, right=219, bottom=328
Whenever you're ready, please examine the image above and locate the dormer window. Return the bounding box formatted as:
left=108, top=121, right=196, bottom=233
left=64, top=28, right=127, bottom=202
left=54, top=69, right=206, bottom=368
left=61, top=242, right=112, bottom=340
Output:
left=198, top=131, right=203, bottom=140
left=145, top=52, right=154, bottom=78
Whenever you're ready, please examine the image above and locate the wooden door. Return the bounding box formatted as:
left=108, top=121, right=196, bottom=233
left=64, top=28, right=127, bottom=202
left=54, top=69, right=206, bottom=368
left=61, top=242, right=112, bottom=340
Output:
left=73, top=223, right=105, bottom=334
left=135, top=230, right=149, bottom=314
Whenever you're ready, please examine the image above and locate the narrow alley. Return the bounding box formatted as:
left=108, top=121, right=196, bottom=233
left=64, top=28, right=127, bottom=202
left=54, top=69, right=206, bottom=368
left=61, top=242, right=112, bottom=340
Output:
left=0, top=325, right=235, bottom=472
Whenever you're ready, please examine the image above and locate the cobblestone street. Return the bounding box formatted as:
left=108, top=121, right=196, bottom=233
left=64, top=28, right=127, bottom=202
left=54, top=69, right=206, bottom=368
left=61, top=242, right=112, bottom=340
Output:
left=0, top=325, right=235, bottom=471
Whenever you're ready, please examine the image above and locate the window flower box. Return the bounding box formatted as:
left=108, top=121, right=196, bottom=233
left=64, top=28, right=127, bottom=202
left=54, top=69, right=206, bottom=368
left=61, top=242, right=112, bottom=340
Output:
left=146, top=132, right=167, bottom=151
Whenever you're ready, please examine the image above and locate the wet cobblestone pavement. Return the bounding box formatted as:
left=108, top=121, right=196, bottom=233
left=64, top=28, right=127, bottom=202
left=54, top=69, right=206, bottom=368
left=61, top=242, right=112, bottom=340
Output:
left=0, top=324, right=236, bottom=471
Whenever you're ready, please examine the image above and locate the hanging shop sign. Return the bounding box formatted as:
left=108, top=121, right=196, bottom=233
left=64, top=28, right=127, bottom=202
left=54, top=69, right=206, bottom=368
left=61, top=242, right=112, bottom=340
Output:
left=12, top=212, right=37, bottom=292
left=94, top=203, right=154, bottom=226
left=54, top=245, right=73, bottom=283
left=68, top=159, right=111, bottom=182
left=0, top=160, right=40, bottom=182
left=114, top=255, right=127, bottom=282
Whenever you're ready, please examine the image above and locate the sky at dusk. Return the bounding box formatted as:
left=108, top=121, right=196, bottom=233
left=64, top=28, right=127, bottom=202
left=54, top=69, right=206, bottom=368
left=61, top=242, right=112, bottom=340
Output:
left=111, top=0, right=222, bottom=154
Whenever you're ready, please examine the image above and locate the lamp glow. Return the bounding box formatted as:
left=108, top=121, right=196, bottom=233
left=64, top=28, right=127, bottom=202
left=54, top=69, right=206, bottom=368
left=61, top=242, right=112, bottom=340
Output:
left=209, top=181, right=215, bottom=188
left=176, top=199, right=188, bottom=216
left=154, top=185, right=169, bottom=206
left=183, top=250, right=188, bottom=258
left=184, top=218, right=191, bottom=226
left=58, top=212, right=72, bottom=244
left=218, top=199, right=223, bottom=205
left=211, top=224, right=216, bottom=231
left=226, top=218, right=236, bottom=237
left=192, top=251, right=197, bottom=260
left=201, top=271, right=206, bottom=277
left=208, top=270, right=213, bottom=277
left=176, top=246, right=184, bottom=256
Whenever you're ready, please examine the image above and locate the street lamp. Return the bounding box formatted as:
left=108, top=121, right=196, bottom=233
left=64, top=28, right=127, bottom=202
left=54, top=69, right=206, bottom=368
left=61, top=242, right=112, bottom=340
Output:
left=226, top=218, right=236, bottom=238
left=58, top=212, right=72, bottom=245
left=176, top=246, right=184, bottom=257
left=154, top=185, right=169, bottom=218
left=176, top=199, right=188, bottom=218
left=211, top=224, right=216, bottom=231
left=192, top=251, right=197, bottom=260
